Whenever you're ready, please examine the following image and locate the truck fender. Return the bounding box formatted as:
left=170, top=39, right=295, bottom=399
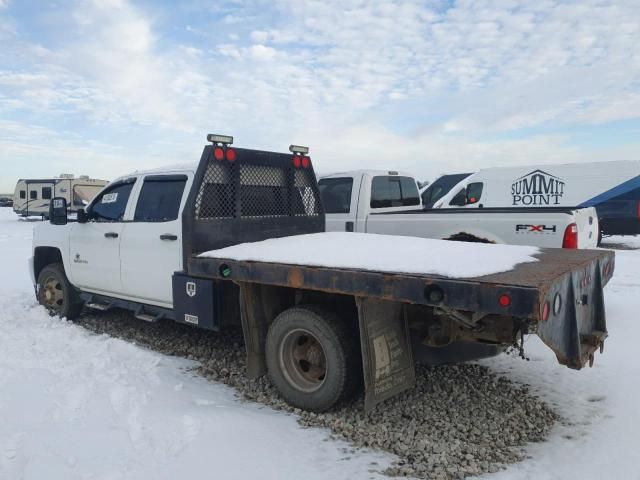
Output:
left=33, top=246, right=64, bottom=283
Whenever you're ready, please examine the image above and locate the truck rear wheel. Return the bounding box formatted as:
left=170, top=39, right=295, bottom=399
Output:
left=265, top=306, right=360, bottom=412
left=37, top=263, right=83, bottom=320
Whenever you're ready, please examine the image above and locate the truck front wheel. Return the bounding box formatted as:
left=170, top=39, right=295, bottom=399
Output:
left=37, top=263, right=83, bottom=320
left=265, top=306, right=360, bottom=412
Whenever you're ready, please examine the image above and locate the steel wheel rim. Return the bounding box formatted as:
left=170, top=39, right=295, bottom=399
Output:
left=39, top=275, right=64, bottom=311
left=279, top=328, right=327, bottom=393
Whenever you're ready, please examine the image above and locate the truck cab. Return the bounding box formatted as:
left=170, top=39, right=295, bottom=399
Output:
left=33, top=165, right=196, bottom=310
left=318, top=170, right=421, bottom=233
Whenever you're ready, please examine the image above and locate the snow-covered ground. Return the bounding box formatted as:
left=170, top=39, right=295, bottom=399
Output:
left=1, top=207, right=639, bottom=480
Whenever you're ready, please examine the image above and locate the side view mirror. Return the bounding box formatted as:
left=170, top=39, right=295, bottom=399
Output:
left=77, top=208, right=89, bottom=224
left=49, top=197, right=68, bottom=225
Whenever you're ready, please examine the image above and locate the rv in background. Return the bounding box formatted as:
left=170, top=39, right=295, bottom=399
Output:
left=13, top=175, right=108, bottom=217
left=420, top=172, right=472, bottom=209
left=433, top=161, right=640, bottom=237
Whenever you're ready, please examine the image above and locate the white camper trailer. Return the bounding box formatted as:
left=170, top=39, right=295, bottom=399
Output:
left=433, top=161, right=640, bottom=236
left=13, top=175, right=108, bottom=217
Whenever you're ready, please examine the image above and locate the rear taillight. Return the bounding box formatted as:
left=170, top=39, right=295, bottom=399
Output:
left=637, top=200, right=640, bottom=219
left=226, top=148, right=236, bottom=162
left=301, top=156, right=310, bottom=169
left=562, top=223, right=578, bottom=249
left=292, top=156, right=301, bottom=168
left=214, top=147, right=224, bottom=161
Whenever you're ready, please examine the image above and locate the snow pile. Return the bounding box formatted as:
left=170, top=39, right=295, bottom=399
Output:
left=200, top=232, right=539, bottom=278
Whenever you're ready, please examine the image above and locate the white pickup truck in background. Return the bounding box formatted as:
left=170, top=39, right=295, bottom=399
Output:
left=318, top=170, right=599, bottom=248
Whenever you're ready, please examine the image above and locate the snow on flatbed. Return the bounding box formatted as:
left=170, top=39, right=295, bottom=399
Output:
left=200, top=232, right=539, bottom=278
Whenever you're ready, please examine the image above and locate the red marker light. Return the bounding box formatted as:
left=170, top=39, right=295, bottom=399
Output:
left=542, top=302, right=550, bottom=321
left=293, top=156, right=301, bottom=168
left=498, top=294, right=511, bottom=307
left=301, top=156, right=310, bottom=168
left=226, top=148, right=236, bottom=161
left=214, top=147, right=224, bottom=161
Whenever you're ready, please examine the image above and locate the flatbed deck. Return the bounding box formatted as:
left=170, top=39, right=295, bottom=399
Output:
left=189, top=246, right=614, bottom=321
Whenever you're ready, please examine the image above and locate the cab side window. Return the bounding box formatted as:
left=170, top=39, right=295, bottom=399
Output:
left=134, top=175, right=187, bottom=222
left=466, top=182, right=483, bottom=204
left=91, top=181, right=135, bottom=222
left=371, top=176, right=420, bottom=208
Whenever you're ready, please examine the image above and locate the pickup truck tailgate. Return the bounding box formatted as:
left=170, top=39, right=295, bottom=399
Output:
left=573, top=207, right=600, bottom=249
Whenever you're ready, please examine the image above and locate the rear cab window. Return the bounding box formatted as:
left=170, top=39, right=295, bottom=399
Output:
left=370, top=176, right=420, bottom=209
left=318, top=177, right=354, bottom=214
left=134, top=175, right=188, bottom=222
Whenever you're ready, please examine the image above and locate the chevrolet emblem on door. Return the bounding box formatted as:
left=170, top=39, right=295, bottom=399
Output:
left=186, top=282, right=197, bottom=297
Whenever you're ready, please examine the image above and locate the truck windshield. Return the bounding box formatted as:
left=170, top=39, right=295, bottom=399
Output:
left=318, top=177, right=354, bottom=214
left=422, top=173, right=472, bottom=209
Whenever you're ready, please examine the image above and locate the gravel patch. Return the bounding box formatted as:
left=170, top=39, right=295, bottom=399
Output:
left=75, top=310, right=558, bottom=480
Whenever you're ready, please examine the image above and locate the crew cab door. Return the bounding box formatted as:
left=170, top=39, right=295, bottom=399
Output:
left=68, top=179, right=136, bottom=294
left=318, top=175, right=359, bottom=232
left=119, top=174, right=190, bottom=307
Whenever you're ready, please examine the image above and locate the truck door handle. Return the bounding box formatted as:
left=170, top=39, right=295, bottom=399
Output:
left=104, top=232, right=119, bottom=238
left=345, top=221, right=354, bottom=232
left=160, top=234, right=178, bottom=241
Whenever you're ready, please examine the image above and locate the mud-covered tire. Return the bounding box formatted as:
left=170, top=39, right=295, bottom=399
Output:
left=37, top=263, right=83, bottom=319
left=265, top=306, right=361, bottom=412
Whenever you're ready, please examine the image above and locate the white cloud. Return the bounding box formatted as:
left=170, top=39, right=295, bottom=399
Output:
left=249, top=44, right=277, bottom=61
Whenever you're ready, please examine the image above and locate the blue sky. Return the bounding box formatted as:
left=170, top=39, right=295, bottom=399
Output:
left=1, top=0, right=639, bottom=192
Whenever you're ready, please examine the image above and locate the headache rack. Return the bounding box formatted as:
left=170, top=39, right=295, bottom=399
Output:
left=182, top=144, right=325, bottom=266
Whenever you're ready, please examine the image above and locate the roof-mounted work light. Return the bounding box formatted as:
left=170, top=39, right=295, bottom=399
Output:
left=289, top=144, right=309, bottom=154
left=207, top=134, right=234, bottom=145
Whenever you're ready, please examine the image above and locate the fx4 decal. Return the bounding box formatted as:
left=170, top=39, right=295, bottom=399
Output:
left=516, top=224, right=557, bottom=233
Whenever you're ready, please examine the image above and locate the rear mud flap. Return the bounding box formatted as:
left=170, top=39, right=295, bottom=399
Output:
left=238, top=282, right=269, bottom=379
left=536, top=260, right=608, bottom=369
left=356, top=298, right=416, bottom=412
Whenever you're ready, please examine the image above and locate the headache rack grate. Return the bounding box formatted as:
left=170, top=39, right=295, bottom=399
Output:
left=193, top=150, right=321, bottom=220
left=195, top=162, right=236, bottom=219
left=240, top=165, right=289, bottom=217
left=294, top=169, right=321, bottom=217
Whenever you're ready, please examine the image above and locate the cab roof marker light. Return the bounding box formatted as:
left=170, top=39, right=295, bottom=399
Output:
left=289, top=145, right=309, bottom=154
left=207, top=134, right=234, bottom=145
